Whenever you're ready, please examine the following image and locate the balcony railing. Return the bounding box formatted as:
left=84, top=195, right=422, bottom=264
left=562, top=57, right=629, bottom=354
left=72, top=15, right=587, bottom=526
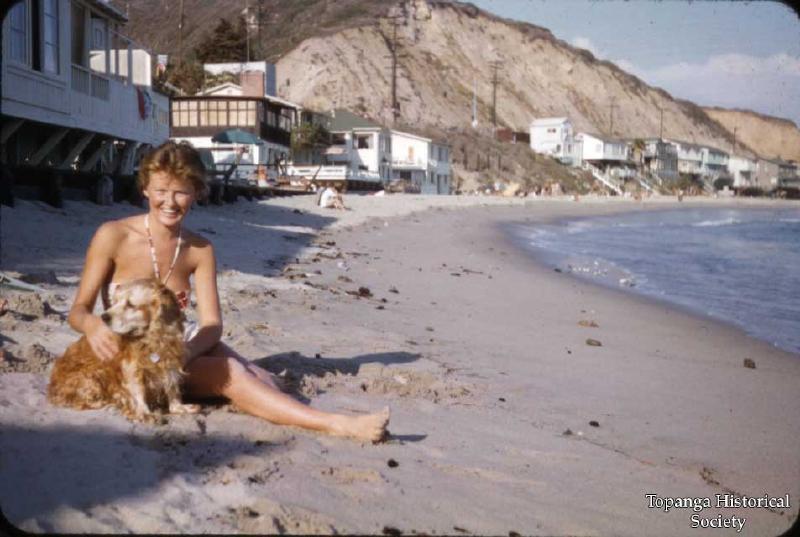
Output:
left=71, top=65, right=90, bottom=94
left=71, top=64, right=110, bottom=101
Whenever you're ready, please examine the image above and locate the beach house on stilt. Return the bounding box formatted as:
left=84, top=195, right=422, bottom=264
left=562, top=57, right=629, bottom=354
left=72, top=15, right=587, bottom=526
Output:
left=2, top=0, right=169, bottom=207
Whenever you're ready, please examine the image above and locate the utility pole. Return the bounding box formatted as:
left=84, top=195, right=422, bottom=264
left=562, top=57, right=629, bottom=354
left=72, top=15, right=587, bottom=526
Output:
left=609, top=97, right=617, bottom=136
left=489, top=59, right=503, bottom=128
left=256, top=0, right=264, bottom=60
left=245, top=0, right=250, bottom=63
left=659, top=106, right=664, bottom=140
left=385, top=14, right=407, bottom=126
left=732, top=126, right=737, bottom=155
left=178, top=0, right=185, bottom=68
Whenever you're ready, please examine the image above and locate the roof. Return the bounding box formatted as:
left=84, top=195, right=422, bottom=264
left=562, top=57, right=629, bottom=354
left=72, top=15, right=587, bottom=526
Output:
left=530, top=117, right=569, bottom=126
left=577, top=132, right=627, bottom=144
left=664, top=139, right=704, bottom=151
left=265, top=94, right=302, bottom=110
left=196, top=82, right=242, bottom=96
left=326, top=109, right=383, bottom=132
left=391, top=130, right=432, bottom=143
left=90, top=0, right=128, bottom=23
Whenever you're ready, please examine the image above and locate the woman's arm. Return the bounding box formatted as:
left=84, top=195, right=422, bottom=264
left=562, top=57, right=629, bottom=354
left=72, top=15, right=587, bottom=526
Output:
left=185, top=240, right=223, bottom=361
left=68, top=222, right=121, bottom=360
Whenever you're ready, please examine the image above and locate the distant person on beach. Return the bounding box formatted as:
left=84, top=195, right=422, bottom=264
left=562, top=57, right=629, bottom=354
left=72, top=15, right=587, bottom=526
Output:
left=66, top=141, right=388, bottom=442
left=318, top=186, right=347, bottom=210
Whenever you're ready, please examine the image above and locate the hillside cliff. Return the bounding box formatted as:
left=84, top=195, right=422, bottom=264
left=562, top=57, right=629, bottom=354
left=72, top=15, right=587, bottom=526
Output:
left=702, top=107, right=800, bottom=162
left=274, top=1, right=745, bottom=154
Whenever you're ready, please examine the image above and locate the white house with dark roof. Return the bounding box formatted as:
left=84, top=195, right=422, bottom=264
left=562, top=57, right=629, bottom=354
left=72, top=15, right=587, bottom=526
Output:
left=287, top=109, right=391, bottom=188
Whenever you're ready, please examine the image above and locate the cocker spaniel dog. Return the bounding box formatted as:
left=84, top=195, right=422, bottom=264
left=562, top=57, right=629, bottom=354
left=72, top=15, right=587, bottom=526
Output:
left=48, top=279, right=198, bottom=422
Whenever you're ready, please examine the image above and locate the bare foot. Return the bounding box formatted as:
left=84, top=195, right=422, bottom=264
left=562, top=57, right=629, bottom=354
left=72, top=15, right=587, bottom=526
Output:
left=331, top=407, right=390, bottom=442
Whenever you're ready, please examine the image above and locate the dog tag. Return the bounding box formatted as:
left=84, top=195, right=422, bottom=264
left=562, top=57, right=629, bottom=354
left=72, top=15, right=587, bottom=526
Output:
left=149, top=353, right=161, bottom=363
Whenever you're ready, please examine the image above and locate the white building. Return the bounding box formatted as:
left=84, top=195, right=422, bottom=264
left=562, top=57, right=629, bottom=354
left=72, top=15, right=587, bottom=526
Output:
left=325, top=109, right=392, bottom=182
left=390, top=130, right=450, bottom=194
left=666, top=140, right=704, bottom=179
left=700, top=146, right=731, bottom=186
left=530, top=117, right=579, bottom=164
left=575, top=132, right=629, bottom=163
left=2, top=0, right=169, bottom=191
left=728, top=155, right=758, bottom=188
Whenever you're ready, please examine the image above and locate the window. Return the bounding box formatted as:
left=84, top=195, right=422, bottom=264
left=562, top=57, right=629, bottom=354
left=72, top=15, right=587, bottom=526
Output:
left=279, top=109, right=293, bottom=131
left=356, top=134, right=372, bottom=149
left=90, top=15, right=107, bottom=74
left=331, top=133, right=346, bottom=145
left=199, top=100, right=209, bottom=126
left=9, top=2, right=28, bottom=64
left=187, top=100, right=197, bottom=126
left=71, top=2, right=86, bottom=66
left=42, top=0, right=59, bottom=73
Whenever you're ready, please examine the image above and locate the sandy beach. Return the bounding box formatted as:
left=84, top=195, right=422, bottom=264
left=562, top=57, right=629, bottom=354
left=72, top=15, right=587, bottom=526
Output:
left=1, top=193, right=798, bottom=536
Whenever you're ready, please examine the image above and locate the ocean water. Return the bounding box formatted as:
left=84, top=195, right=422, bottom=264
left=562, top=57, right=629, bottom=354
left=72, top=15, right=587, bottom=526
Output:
left=512, top=207, right=800, bottom=355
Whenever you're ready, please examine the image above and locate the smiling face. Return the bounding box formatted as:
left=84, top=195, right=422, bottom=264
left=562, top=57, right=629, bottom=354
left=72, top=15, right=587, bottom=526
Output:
left=142, top=171, right=196, bottom=228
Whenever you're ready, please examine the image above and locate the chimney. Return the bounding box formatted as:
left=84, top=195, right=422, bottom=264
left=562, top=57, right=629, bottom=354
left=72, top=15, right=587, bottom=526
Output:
left=241, top=70, right=265, bottom=97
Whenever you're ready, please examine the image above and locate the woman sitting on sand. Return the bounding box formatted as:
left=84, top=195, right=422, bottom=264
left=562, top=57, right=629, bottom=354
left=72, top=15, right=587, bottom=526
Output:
left=67, top=141, right=389, bottom=442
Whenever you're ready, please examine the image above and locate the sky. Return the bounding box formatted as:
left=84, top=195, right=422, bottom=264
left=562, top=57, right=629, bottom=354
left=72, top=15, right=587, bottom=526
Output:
left=470, top=0, right=800, bottom=126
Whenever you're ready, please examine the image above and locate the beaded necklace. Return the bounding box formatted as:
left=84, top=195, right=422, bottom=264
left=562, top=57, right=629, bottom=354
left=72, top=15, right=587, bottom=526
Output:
left=144, top=214, right=183, bottom=285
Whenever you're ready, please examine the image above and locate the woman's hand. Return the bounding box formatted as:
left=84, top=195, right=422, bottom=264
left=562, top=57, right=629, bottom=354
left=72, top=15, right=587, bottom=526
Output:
left=85, top=316, right=119, bottom=361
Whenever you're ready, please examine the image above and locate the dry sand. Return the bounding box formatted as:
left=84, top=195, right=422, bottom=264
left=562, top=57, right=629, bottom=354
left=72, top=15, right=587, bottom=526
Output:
left=1, top=193, right=798, bottom=535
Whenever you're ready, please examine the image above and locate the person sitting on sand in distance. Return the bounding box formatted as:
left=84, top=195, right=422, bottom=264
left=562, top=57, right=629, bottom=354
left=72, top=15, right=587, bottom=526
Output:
left=318, top=185, right=348, bottom=210
left=67, top=141, right=389, bottom=441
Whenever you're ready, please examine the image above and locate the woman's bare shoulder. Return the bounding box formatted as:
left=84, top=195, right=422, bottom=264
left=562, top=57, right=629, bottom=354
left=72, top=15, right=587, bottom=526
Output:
left=90, top=216, right=143, bottom=255
left=182, top=228, right=214, bottom=253
left=95, top=216, right=140, bottom=240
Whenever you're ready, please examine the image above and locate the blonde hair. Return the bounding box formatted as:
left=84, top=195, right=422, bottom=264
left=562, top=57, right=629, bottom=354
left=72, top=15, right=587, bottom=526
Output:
left=138, top=141, right=208, bottom=200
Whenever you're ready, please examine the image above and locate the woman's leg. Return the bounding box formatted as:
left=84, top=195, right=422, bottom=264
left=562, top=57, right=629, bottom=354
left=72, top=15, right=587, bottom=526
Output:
left=183, top=344, right=389, bottom=442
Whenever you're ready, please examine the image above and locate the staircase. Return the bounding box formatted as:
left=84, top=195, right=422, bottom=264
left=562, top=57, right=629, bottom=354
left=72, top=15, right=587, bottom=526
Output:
left=635, top=172, right=659, bottom=194
left=583, top=163, right=623, bottom=195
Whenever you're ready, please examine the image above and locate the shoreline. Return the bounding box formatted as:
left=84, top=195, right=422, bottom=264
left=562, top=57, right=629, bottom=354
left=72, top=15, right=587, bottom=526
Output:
left=1, top=194, right=799, bottom=535
left=499, top=206, right=800, bottom=358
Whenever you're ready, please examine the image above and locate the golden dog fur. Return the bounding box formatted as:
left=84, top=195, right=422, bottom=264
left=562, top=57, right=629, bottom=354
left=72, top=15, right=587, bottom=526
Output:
left=48, top=279, right=197, bottom=422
